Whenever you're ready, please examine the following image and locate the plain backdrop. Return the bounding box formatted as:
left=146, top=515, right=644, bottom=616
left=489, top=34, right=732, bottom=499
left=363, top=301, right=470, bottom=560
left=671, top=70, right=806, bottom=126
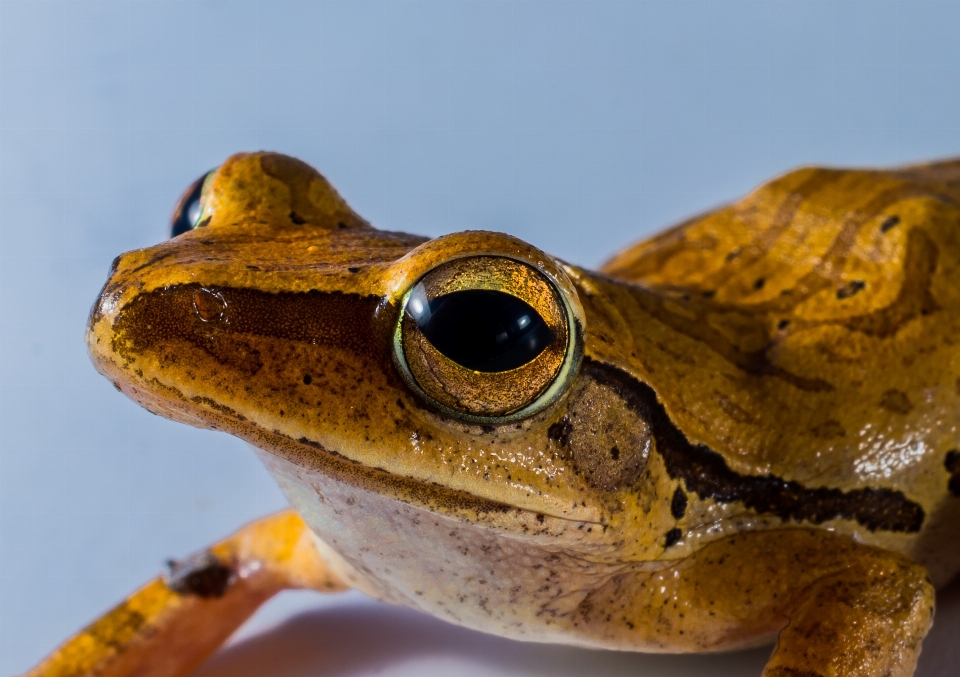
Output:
left=2, top=1, right=960, bottom=676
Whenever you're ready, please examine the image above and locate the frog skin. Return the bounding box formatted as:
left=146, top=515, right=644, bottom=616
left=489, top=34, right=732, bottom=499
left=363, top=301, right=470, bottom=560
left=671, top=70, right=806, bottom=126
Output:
left=27, top=152, right=960, bottom=677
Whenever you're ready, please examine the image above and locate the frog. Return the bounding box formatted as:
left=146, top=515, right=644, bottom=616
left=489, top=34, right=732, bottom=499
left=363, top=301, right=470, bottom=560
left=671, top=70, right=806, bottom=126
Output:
left=26, top=152, right=960, bottom=677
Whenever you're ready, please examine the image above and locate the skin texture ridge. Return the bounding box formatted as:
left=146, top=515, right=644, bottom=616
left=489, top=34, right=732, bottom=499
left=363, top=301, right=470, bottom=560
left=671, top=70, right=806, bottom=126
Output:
left=25, top=152, right=960, bottom=677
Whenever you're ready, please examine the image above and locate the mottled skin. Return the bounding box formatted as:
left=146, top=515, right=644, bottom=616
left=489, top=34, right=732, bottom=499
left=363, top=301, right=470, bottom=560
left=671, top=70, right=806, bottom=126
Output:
left=28, top=152, right=960, bottom=677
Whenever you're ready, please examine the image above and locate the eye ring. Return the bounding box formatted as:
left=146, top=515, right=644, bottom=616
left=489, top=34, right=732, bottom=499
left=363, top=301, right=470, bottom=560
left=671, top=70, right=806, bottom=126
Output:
left=392, top=255, right=583, bottom=423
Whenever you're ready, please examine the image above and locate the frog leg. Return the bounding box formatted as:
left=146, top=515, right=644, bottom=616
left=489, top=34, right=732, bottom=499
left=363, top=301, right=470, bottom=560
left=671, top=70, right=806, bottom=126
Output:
left=23, top=510, right=349, bottom=677
left=762, top=549, right=935, bottom=677
left=574, top=528, right=934, bottom=677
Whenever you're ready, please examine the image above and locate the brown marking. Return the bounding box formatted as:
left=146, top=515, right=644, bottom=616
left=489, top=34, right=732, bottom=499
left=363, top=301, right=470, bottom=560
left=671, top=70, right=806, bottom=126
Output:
left=112, top=285, right=386, bottom=368
left=584, top=359, right=925, bottom=533
left=86, top=603, right=147, bottom=651
left=167, top=552, right=234, bottom=599
left=879, top=389, right=913, bottom=415
left=715, top=392, right=756, bottom=424
left=810, top=420, right=846, bottom=439
left=622, top=284, right=834, bottom=392
left=843, top=228, right=940, bottom=338
left=618, top=223, right=941, bottom=396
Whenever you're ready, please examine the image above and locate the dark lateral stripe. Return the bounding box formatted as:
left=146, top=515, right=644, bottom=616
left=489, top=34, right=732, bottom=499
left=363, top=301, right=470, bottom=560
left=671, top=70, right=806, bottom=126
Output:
left=584, top=359, right=925, bottom=533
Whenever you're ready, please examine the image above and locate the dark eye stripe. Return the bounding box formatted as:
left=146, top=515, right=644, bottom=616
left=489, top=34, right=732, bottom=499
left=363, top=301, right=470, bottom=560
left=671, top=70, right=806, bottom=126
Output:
left=407, top=288, right=555, bottom=372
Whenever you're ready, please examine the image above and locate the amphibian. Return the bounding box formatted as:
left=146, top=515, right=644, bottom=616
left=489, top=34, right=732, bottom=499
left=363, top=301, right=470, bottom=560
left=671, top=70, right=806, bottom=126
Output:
left=27, top=152, right=960, bottom=677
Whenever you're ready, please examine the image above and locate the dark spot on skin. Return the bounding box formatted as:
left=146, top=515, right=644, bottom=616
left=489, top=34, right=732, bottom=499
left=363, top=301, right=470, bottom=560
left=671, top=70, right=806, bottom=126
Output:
left=610, top=446, right=620, bottom=461
left=753, top=277, right=765, bottom=290
left=701, top=290, right=715, bottom=299
left=584, top=359, right=925, bottom=533
left=348, top=267, right=361, bottom=273
left=664, top=528, right=682, bottom=548
left=715, top=392, right=755, bottom=424
left=303, top=374, right=313, bottom=385
left=547, top=416, right=573, bottom=447
left=288, top=211, right=307, bottom=225
left=536, top=514, right=545, bottom=523
left=810, top=420, right=846, bottom=439
left=670, top=487, right=688, bottom=519
left=945, top=450, right=960, bottom=497
left=777, top=319, right=790, bottom=330
left=725, top=249, right=741, bottom=263
left=337, top=221, right=348, bottom=229
left=836, top=280, right=866, bottom=300
left=880, top=215, right=901, bottom=233
left=167, top=552, right=233, bottom=598
left=880, top=389, right=913, bottom=414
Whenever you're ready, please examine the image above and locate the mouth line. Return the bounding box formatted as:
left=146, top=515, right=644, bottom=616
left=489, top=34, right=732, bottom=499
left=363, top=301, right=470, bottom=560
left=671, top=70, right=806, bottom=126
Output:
left=286, top=430, right=605, bottom=527
left=100, top=362, right=603, bottom=529
left=89, top=312, right=604, bottom=530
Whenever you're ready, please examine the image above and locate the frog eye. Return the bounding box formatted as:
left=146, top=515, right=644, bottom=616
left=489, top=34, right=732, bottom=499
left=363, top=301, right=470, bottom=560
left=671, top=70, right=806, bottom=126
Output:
left=170, top=169, right=217, bottom=238
left=393, top=256, right=581, bottom=422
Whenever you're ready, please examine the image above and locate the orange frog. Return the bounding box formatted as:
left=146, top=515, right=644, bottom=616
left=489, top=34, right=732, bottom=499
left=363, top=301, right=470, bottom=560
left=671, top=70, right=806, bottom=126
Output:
left=28, top=152, right=960, bottom=677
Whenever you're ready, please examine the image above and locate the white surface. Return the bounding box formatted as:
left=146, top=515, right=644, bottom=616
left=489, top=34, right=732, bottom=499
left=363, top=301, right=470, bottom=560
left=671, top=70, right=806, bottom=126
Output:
left=1, top=2, right=959, bottom=676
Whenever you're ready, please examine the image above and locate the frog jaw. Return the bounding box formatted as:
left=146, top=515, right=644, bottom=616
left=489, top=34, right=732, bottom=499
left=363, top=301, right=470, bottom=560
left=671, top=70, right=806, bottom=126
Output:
left=86, top=233, right=606, bottom=530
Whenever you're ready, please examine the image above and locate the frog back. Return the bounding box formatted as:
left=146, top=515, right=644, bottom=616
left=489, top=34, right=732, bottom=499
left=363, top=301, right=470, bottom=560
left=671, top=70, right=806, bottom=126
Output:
left=590, top=159, right=960, bottom=582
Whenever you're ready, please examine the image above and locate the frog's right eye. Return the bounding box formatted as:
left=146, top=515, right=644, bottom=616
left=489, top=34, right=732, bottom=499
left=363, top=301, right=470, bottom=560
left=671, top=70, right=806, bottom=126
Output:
left=170, top=169, right=217, bottom=238
left=392, top=255, right=582, bottom=423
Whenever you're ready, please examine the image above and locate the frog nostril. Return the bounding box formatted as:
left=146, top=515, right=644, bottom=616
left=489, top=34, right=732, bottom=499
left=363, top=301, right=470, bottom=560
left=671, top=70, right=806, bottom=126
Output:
left=193, top=288, right=225, bottom=322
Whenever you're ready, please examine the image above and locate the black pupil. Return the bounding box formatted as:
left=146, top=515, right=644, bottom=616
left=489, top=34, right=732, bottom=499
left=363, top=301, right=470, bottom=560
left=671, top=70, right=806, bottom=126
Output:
left=170, top=173, right=208, bottom=237
left=409, top=288, right=556, bottom=372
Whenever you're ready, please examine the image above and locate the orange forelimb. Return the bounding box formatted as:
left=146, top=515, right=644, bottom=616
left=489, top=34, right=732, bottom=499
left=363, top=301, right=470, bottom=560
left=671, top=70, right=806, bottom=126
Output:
left=23, top=510, right=348, bottom=677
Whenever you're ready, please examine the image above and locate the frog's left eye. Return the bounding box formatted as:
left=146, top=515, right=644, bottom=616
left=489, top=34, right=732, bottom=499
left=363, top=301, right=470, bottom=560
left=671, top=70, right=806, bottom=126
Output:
left=170, top=169, right=217, bottom=238
left=393, top=256, right=581, bottom=422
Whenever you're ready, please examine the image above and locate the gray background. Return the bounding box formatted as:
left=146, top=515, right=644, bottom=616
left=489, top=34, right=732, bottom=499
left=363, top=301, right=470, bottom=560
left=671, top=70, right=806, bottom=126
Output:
left=2, top=1, right=959, bottom=675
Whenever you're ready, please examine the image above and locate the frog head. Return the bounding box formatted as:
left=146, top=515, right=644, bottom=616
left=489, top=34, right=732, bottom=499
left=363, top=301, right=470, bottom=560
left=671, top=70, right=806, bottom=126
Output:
left=87, top=152, right=664, bottom=547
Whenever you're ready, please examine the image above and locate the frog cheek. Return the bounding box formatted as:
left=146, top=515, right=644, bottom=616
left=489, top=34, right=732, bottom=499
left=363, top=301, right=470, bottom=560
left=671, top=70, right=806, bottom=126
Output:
left=392, top=254, right=584, bottom=424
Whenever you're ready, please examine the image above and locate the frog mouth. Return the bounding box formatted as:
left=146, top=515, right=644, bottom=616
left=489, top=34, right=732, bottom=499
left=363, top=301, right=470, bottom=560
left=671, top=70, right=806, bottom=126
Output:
left=97, top=359, right=603, bottom=533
